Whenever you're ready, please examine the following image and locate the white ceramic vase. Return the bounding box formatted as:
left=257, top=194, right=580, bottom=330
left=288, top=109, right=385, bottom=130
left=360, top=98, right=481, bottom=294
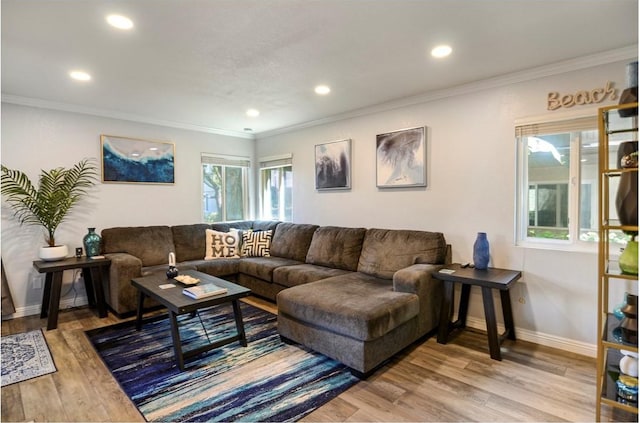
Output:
left=620, top=350, right=639, bottom=377
left=38, top=245, right=68, bottom=261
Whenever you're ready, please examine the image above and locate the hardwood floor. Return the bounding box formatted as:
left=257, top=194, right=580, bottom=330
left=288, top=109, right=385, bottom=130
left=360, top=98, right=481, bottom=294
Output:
left=1, top=297, right=635, bottom=422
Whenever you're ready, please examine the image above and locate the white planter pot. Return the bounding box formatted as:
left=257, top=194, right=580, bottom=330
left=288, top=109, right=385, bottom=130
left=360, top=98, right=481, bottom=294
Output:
left=38, top=245, right=68, bottom=261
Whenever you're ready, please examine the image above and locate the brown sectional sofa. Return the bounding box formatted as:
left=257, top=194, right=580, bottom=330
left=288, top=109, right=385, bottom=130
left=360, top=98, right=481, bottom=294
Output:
left=100, top=221, right=450, bottom=376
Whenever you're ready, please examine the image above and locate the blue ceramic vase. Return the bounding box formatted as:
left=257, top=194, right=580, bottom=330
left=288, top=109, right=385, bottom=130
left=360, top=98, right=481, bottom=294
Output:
left=83, top=228, right=101, bottom=258
left=473, top=232, right=490, bottom=270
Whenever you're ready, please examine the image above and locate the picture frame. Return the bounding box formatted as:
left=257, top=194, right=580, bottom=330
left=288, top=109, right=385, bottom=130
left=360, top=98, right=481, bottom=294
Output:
left=376, top=126, right=426, bottom=188
left=315, top=139, right=351, bottom=190
left=101, top=135, right=175, bottom=184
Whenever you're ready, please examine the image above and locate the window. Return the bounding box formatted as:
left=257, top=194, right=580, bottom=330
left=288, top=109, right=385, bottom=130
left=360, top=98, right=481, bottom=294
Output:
left=515, top=115, right=608, bottom=246
left=259, top=155, right=292, bottom=221
left=201, top=154, right=249, bottom=223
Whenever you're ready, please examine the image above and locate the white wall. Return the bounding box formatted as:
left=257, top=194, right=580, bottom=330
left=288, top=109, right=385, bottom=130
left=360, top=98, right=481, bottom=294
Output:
left=1, top=104, right=255, bottom=316
left=255, top=60, right=637, bottom=355
left=2, top=58, right=636, bottom=356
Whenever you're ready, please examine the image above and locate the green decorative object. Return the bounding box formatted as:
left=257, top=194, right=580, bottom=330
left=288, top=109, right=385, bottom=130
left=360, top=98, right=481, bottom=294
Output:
left=1, top=159, right=98, bottom=261
left=620, top=239, right=639, bottom=275
left=83, top=228, right=102, bottom=258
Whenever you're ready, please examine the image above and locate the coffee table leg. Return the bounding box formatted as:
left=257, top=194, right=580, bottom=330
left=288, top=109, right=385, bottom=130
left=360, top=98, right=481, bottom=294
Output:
left=135, top=291, right=146, bottom=330
left=232, top=300, right=247, bottom=347
left=481, top=287, right=501, bottom=360
left=168, top=311, right=185, bottom=370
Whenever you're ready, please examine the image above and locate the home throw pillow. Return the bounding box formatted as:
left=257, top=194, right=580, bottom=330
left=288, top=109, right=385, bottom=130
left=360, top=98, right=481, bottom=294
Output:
left=204, top=229, right=240, bottom=259
left=242, top=230, right=272, bottom=257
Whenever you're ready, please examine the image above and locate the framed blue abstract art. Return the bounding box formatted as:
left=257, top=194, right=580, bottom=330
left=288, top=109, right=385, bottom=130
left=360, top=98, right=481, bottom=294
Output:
left=376, top=126, right=426, bottom=188
left=101, top=135, right=175, bottom=184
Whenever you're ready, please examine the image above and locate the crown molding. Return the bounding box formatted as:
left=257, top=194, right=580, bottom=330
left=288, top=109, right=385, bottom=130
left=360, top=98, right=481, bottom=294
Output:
left=0, top=94, right=256, bottom=140
left=2, top=45, right=636, bottom=141
left=256, top=45, right=638, bottom=139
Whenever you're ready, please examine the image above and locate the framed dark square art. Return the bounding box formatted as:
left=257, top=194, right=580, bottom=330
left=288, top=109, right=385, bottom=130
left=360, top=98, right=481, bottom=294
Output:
left=101, top=135, right=175, bottom=184
left=315, top=139, right=351, bottom=190
left=376, top=126, right=426, bottom=188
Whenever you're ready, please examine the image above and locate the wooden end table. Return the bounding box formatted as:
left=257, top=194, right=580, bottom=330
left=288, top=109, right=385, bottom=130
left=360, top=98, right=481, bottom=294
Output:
left=432, top=263, right=522, bottom=360
left=132, top=270, right=251, bottom=370
left=33, top=256, right=110, bottom=330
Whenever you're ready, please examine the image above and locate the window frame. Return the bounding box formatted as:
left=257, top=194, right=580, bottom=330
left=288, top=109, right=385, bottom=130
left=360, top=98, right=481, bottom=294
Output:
left=201, top=153, right=250, bottom=223
left=515, top=112, right=600, bottom=251
left=258, top=154, right=293, bottom=221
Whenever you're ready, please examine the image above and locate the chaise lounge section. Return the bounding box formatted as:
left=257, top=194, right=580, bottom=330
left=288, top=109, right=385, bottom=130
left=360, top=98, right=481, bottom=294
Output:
left=277, top=228, right=449, bottom=376
left=100, top=221, right=449, bottom=376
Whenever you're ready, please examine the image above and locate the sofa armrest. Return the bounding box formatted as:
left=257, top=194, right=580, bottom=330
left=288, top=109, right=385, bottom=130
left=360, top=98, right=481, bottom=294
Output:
left=104, top=253, right=143, bottom=315
left=393, top=263, right=444, bottom=334
left=393, top=263, right=442, bottom=294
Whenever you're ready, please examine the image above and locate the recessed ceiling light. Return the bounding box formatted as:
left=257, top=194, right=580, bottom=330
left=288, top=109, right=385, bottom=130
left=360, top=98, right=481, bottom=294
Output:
left=431, top=45, right=452, bottom=58
left=106, top=14, right=134, bottom=30
left=315, top=85, right=331, bottom=95
left=246, top=109, right=260, bottom=117
left=69, top=70, right=91, bottom=81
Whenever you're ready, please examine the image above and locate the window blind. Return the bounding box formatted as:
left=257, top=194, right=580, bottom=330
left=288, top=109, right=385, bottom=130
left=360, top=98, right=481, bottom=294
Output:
left=259, top=154, right=292, bottom=169
left=201, top=153, right=250, bottom=167
left=515, top=116, right=598, bottom=137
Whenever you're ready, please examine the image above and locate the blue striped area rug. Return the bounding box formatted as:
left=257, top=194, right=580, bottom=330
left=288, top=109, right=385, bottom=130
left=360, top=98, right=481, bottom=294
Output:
left=86, top=302, right=359, bottom=422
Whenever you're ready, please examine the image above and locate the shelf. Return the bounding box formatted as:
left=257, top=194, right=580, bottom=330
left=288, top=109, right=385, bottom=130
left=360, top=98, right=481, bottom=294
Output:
left=597, top=102, right=638, bottom=421
left=606, top=127, right=639, bottom=135
left=604, top=262, right=640, bottom=280
left=603, top=314, right=639, bottom=351
left=601, top=349, right=638, bottom=412
left=602, top=168, right=638, bottom=175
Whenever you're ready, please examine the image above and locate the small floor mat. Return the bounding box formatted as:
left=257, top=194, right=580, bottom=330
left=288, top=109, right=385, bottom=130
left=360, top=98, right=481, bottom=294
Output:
left=1, top=329, right=57, bottom=387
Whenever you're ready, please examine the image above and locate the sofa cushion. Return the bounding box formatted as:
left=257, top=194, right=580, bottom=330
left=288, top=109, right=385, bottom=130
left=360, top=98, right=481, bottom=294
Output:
left=241, top=230, right=272, bottom=257
left=357, top=229, right=447, bottom=279
left=305, top=226, right=366, bottom=271
left=269, top=223, right=319, bottom=262
left=239, top=257, right=302, bottom=282
left=171, top=224, right=211, bottom=262
left=273, top=264, right=351, bottom=288
left=101, top=226, right=174, bottom=267
left=277, top=272, right=419, bottom=341
left=251, top=220, right=281, bottom=232
left=205, top=229, right=241, bottom=259
left=210, top=221, right=254, bottom=232
left=195, top=258, right=241, bottom=277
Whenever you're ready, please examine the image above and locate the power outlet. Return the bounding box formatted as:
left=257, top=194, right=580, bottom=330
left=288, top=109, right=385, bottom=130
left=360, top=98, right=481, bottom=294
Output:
left=31, top=273, right=42, bottom=289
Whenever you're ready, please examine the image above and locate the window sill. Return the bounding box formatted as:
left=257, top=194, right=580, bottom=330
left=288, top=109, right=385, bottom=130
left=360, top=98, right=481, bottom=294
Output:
left=515, top=241, right=600, bottom=255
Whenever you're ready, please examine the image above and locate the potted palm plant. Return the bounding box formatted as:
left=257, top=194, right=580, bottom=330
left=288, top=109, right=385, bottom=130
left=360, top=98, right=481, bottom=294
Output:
left=1, top=159, right=98, bottom=261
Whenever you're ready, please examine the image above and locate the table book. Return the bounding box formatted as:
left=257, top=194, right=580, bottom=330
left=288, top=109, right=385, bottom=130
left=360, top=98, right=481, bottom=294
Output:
left=182, top=284, right=228, bottom=299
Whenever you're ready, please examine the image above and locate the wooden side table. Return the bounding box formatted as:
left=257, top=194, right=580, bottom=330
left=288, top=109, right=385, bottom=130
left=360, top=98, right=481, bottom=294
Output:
left=33, top=256, right=111, bottom=330
left=432, top=263, right=522, bottom=360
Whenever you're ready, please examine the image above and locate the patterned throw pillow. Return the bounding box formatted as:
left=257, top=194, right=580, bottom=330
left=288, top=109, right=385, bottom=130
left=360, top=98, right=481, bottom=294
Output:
left=204, top=229, right=240, bottom=259
left=242, top=230, right=272, bottom=257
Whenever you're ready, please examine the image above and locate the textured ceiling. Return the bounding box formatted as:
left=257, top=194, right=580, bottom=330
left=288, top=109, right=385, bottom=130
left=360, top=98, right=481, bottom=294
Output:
left=2, top=0, right=638, bottom=138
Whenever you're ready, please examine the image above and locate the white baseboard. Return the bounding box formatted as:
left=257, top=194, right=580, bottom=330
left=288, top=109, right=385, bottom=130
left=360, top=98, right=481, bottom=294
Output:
left=3, top=296, right=89, bottom=320
left=4, top=297, right=597, bottom=358
left=465, top=316, right=597, bottom=358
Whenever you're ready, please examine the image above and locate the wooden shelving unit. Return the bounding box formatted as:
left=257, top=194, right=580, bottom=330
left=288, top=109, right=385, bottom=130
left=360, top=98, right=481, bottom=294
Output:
left=596, top=102, right=638, bottom=421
